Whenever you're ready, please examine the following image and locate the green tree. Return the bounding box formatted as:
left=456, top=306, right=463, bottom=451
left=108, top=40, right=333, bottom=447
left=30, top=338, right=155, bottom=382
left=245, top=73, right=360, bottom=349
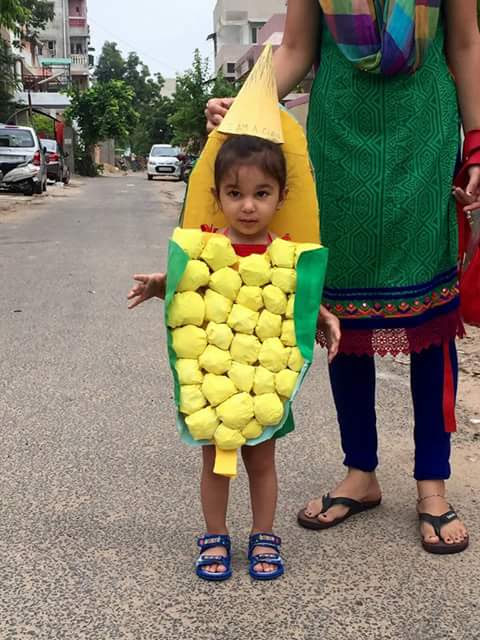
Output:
left=65, top=80, right=138, bottom=175
left=131, top=90, right=175, bottom=156
left=0, top=40, right=16, bottom=121
left=169, top=49, right=237, bottom=154
left=0, top=0, right=54, bottom=37
left=94, top=44, right=174, bottom=155
left=94, top=42, right=126, bottom=84
left=0, top=0, right=55, bottom=119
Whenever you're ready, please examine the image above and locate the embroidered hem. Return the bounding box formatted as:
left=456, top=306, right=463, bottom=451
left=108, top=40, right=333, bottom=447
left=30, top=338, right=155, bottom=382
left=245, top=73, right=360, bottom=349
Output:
left=316, top=307, right=465, bottom=357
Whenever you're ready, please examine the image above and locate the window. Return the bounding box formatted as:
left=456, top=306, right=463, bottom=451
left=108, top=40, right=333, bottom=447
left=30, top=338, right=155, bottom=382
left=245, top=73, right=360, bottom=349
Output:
left=47, top=40, right=56, bottom=56
left=226, top=63, right=235, bottom=74
left=0, top=129, right=35, bottom=148
left=250, top=22, right=265, bottom=44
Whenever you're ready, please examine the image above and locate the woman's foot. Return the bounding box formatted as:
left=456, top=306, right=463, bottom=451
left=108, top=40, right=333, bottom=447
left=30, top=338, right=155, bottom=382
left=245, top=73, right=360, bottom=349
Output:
left=417, top=481, right=469, bottom=548
left=303, top=468, right=382, bottom=524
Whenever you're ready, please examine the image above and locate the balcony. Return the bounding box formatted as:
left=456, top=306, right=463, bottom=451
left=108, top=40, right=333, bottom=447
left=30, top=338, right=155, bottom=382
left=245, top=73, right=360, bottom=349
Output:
left=71, top=53, right=88, bottom=72
left=69, top=16, right=89, bottom=36
left=69, top=16, right=86, bottom=28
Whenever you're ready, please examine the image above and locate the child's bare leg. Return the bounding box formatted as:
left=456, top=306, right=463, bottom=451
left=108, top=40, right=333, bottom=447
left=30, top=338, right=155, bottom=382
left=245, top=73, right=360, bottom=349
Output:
left=200, top=445, right=230, bottom=574
left=242, top=440, right=278, bottom=573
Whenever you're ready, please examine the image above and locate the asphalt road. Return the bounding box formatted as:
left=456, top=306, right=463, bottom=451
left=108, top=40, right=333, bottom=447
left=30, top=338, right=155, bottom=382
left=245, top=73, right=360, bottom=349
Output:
left=1, top=174, right=479, bottom=640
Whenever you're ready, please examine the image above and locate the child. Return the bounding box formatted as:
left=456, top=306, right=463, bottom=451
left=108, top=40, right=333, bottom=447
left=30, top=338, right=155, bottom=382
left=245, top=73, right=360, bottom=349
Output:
left=128, top=135, right=340, bottom=581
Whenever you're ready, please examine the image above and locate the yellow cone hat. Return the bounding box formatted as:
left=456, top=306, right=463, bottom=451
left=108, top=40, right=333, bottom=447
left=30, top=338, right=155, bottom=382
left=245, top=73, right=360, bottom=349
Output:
left=217, top=45, right=284, bottom=144
left=181, top=44, right=320, bottom=244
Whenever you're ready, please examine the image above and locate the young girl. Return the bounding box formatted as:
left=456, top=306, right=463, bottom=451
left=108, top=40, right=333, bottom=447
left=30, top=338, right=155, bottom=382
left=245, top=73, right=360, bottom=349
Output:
left=128, top=135, right=340, bottom=581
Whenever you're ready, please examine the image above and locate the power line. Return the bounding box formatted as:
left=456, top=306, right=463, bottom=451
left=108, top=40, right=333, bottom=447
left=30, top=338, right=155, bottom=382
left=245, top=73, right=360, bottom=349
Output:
left=88, top=15, right=181, bottom=74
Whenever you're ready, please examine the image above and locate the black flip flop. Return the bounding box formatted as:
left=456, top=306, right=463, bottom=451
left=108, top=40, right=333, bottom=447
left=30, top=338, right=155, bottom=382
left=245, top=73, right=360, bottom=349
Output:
left=297, top=493, right=382, bottom=530
left=419, top=508, right=469, bottom=554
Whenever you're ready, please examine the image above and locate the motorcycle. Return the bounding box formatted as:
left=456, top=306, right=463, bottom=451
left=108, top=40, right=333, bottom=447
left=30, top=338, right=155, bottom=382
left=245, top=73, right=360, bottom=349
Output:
left=0, top=162, right=43, bottom=196
left=181, top=155, right=197, bottom=184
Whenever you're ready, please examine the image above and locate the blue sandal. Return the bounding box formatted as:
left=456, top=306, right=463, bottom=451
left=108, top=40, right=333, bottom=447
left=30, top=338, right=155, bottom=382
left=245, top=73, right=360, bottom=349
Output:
left=248, top=533, right=284, bottom=581
left=196, top=534, right=232, bottom=581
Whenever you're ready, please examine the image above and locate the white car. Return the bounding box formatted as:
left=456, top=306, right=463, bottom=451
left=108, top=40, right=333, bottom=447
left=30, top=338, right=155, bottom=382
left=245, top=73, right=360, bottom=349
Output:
left=147, top=144, right=182, bottom=181
left=0, top=124, right=48, bottom=195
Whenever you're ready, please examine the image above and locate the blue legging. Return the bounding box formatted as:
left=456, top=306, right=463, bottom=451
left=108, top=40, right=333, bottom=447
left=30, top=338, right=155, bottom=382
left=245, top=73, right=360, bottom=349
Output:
left=328, top=341, right=458, bottom=480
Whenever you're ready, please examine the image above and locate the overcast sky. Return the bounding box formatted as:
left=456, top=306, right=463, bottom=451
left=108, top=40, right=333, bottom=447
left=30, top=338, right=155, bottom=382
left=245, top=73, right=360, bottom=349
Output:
left=88, top=0, right=216, bottom=79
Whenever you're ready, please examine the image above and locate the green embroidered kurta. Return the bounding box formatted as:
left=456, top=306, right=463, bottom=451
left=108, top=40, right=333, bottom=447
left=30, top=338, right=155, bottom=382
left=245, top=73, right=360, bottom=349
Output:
left=308, top=19, right=461, bottom=355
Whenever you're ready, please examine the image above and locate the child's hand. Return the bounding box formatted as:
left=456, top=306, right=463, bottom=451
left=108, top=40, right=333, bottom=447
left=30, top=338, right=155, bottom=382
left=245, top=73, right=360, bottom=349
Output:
left=128, top=273, right=166, bottom=309
left=318, top=305, right=341, bottom=363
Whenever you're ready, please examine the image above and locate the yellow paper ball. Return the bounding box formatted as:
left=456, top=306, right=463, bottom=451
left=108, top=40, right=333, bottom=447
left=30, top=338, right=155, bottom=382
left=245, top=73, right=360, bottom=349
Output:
left=176, top=359, right=204, bottom=385
left=202, top=373, right=237, bottom=406
left=254, top=393, right=284, bottom=426
left=288, top=347, right=305, bottom=372
left=237, top=285, right=264, bottom=311
left=285, top=294, right=295, bottom=319
left=268, top=238, right=296, bottom=268
left=262, top=284, right=287, bottom=315
left=201, top=235, right=238, bottom=271
left=228, top=361, right=255, bottom=393
left=242, top=419, right=263, bottom=440
left=177, top=260, right=211, bottom=292
left=172, top=326, right=207, bottom=359
left=227, top=303, right=259, bottom=335
left=206, top=322, right=234, bottom=350
left=275, top=369, right=299, bottom=399
left=167, top=291, right=205, bottom=328
left=172, top=228, right=205, bottom=259
left=199, top=345, right=232, bottom=375
left=271, top=268, right=297, bottom=293
left=258, top=337, right=290, bottom=372
left=256, top=309, right=282, bottom=341
left=209, top=267, right=242, bottom=301
left=185, top=406, right=219, bottom=440
left=230, top=334, right=262, bottom=365
left=179, top=385, right=207, bottom=415
left=253, top=366, right=276, bottom=395
left=280, top=319, right=297, bottom=347
left=214, top=424, right=246, bottom=450
left=204, top=289, right=233, bottom=324
left=239, top=254, right=271, bottom=286
left=216, top=392, right=254, bottom=429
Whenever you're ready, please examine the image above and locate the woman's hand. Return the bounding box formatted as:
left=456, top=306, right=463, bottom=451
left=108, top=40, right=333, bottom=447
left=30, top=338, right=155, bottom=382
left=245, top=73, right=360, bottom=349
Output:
left=204, top=97, right=234, bottom=132
left=453, top=165, right=480, bottom=214
left=128, top=273, right=166, bottom=309
left=317, top=305, right=341, bottom=363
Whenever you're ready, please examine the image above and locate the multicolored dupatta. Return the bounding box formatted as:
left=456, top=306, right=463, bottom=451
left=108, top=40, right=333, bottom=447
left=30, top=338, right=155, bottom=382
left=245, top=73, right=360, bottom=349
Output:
left=319, top=0, right=442, bottom=75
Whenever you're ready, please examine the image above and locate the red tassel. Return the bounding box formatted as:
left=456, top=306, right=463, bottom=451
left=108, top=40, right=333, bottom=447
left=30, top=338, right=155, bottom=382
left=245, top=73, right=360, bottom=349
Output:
left=442, top=341, right=457, bottom=433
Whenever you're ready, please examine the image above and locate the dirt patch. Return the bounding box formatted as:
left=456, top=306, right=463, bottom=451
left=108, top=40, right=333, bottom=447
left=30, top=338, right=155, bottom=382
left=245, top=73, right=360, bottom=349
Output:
left=458, top=325, right=480, bottom=426
left=0, top=180, right=84, bottom=221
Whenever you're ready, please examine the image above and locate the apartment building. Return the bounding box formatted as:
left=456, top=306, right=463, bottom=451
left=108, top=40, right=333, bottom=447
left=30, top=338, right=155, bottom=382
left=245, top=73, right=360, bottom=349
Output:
left=212, top=0, right=286, bottom=81
left=39, top=0, right=91, bottom=90
left=18, top=0, right=91, bottom=93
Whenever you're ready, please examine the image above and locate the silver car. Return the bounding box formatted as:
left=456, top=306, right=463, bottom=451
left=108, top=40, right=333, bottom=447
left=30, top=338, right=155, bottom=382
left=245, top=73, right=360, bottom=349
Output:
left=0, top=124, right=48, bottom=195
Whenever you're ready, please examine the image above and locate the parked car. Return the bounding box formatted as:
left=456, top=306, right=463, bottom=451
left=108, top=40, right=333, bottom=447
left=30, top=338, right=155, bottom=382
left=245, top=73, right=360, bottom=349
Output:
left=147, top=144, right=182, bottom=181
left=40, top=138, right=70, bottom=184
left=0, top=124, right=47, bottom=195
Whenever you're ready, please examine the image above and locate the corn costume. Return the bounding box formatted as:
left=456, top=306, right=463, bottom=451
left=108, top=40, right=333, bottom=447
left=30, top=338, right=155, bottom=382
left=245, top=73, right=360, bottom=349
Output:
left=165, top=46, right=328, bottom=477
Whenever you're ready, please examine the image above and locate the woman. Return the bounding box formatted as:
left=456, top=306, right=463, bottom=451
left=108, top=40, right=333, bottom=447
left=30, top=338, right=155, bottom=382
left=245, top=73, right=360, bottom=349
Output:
left=206, top=1, right=480, bottom=554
